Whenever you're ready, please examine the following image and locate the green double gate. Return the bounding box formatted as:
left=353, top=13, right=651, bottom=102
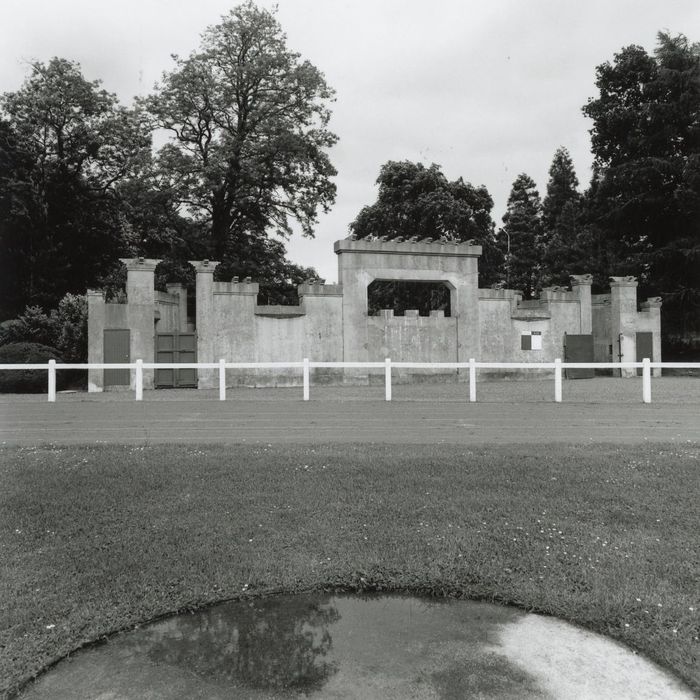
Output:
left=155, top=332, right=197, bottom=388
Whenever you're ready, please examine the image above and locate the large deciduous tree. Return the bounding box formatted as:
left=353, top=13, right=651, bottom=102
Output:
left=0, top=58, right=150, bottom=318
left=349, top=160, right=502, bottom=285
left=499, top=173, right=543, bottom=299
left=582, top=32, right=700, bottom=339
left=144, top=1, right=338, bottom=273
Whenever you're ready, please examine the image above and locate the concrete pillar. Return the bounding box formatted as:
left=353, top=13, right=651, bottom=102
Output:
left=570, top=274, right=593, bottom=334
left=189, top=260, right=220, bottom=389
left=641, top=297, right=663, bottom=377
left=453, top=257, right=481, bottom=369
left=610, top=276, right=638, bottom=378
left=120, top=258, right=161, bottom=390
left=86, top=289, right=106, bottom=392
left=166, top=283, right=188, bottom=332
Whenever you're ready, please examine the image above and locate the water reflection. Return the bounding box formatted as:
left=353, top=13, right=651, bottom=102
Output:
left=123, top=594, right=340, bottom=691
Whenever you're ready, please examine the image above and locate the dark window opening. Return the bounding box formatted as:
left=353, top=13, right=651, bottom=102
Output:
left=256, top=283, right=301, bottom=306
left=367, top=281, right=451, bottom=317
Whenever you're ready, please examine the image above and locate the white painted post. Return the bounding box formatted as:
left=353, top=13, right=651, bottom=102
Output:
left=219, top=358, right=226, bottom=401
left=642, top=357, right=651, bottom=404
left=135, top=359, right=143, bottom=401
left=303, top=358, right=310, bottom=401
left=469, top=358, right=476, bottom=403
left=385, top=358, right=392, bottom=401
left=554, top=358, right=562, bottom=403
left=48, top=359, right=56, bottom=403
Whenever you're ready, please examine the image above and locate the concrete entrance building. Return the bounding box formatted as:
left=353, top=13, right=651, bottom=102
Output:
left=87, top=236, right=662, bottom=392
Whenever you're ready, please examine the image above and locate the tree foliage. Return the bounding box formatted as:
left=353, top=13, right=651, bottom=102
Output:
left=144, top=2, right=337, bottom=265
left=582, top=32, right=700, bottom=335
left=539, top=147, right=584, bottom=286
left=0, top=58, right=151, bottom=318
left=349, top=160, right=502, bottom=286
left=499, top=173, right=543, bottom=298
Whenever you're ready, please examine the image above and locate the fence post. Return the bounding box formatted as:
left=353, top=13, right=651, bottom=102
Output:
left=219, top=358, right=226, bottom=401
left=48, top=359, right=56, bottom=403
left=303, top=358, right=310, bottom=401
left=385, top=358, right=392, bottom=401
left=469, top=358, right=476, bottom=403
left=135, top=359, right=143, bottom=401
left=642, top=357, right=651, bottom=404
left=554, top=358, right=562, bottom=403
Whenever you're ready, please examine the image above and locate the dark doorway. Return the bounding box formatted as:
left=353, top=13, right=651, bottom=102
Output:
left=564, top=334, right=594, bottom=379
left=636, top=332, right=654, bottom=376
left=103, top=329, right=130, bottom=386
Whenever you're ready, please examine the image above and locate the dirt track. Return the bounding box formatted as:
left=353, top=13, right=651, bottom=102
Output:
left=2, top=379, right=698, bottom=445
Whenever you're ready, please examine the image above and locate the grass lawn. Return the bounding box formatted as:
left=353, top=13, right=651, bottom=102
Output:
left=1, top=442, right=699, bottom=698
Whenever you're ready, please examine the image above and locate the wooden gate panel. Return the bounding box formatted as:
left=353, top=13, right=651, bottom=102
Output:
left=564, top=334, right=594, bottom=379
left=155, top=332, right=197, bottom=388
left=176, top=333, right=197, bottom=387
left=104, top=329, right=130, bottom=386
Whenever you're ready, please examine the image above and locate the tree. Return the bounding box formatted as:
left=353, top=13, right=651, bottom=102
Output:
left=0, top=58, right=151, bottom=317
left=540, top=147, right=583, bottom=286
left=349, top=160, right=501, bottom=285
left=144, top=2, right=337, bottom=268
left=542, top=147, right=580, bottom=231
left=499, top=174, right=543, bottom=298
left=582, top=32, right=700, bottom=341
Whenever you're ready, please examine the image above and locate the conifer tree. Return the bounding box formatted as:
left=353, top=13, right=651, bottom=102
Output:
left=499, top=173, right=543, bottom=298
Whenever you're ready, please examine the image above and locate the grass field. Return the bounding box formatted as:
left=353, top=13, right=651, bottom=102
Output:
left=1, top=442, right=699, bottom=698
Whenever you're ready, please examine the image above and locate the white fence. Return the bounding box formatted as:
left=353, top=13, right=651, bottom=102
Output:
left=1, top=358, right=699, bottom=404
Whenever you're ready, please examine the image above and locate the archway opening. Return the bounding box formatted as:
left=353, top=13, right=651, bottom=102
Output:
left=367, top=280, right=451, bottom=317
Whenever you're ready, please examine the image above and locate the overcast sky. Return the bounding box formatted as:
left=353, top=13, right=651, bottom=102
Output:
left=2, top=0, right=699, bottom=282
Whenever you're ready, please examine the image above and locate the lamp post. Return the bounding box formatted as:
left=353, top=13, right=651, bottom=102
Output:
left=505, top=230, right=511, bottom=288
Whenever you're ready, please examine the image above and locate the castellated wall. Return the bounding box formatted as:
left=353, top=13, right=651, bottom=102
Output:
left=200, top=279, right=343, bottom=388
left=87, top=241, right=662, bottom=391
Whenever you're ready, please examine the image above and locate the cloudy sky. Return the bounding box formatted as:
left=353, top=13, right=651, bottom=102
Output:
left=2, top=0, right=698, bottom=282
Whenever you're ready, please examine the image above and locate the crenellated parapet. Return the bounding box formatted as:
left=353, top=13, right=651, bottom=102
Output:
left=334, top=236, right=482, bottom=258
left=298, top=282, right=343, bottom=297
left=213, top=279, right=260, bottom=295
left=540, top=287, right=577, bottom=302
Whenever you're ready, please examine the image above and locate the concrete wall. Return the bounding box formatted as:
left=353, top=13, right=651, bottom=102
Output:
left=335, top=238, right=481, bottom=382
left=195, top=275, right=344, bottom=388
left=87, top=242, right=663, bottom=390
left=478, top=287, right=582, bottom=376
left=610, top=277, right=662, bottom=377
left=367, top=310, right=458, bottom=382
left=87, top=258, right=187, bottom=391
left=592, top=295, right=612, bottom=363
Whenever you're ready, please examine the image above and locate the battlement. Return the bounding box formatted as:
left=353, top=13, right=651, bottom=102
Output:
left=479, top=288, right=521, bottom=300
left=334, top=236, right=482, bottom=258
left=213, top=279, right=259, bottom=295
left=298, top=282, right=343, bottom=297
left=540, top=287, right=577, bottom=302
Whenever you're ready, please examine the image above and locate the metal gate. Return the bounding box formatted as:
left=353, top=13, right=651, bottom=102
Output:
left=636, top=332, right=654, bottom=376
left=103, top=329, right=130, bottom=386
left=563, top=334, right=594, bottom=379
left=155, top=332, right=197, bottom=388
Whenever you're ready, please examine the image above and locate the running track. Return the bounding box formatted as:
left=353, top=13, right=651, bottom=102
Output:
left=2, top=397, right=698, bottom=445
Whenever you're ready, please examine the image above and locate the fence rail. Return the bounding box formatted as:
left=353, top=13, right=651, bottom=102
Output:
left=1, top=358, right=699, bottom=404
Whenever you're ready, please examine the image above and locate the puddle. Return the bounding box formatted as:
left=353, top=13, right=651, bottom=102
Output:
left=20, top=593, right=693, bottom=699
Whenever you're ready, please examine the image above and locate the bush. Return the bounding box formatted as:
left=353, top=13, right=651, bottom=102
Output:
left=0, top=343, right=68, bottom=393
left=53, top=294, right=88, bottom=362
left=0, top=294, right=88, bottom=363
left=0, top=306, right=57, bottom=347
